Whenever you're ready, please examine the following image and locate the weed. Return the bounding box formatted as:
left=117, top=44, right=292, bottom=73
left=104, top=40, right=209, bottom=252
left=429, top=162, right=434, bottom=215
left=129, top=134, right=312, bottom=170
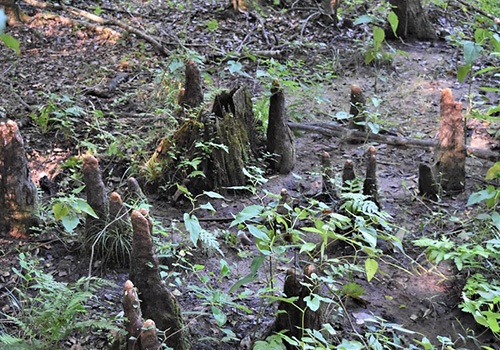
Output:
left=0, top=253, right=117, bottom=349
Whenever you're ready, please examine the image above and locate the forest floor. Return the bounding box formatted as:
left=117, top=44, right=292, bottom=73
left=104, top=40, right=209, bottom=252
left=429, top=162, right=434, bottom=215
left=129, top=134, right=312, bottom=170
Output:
left=1, top=0, right=500, bottom=349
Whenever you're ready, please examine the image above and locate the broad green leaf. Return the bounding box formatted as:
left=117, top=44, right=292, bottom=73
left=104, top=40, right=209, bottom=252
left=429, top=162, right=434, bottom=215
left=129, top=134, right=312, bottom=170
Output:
left=229, top=254, right=265, bottom=292
left=211, top=306, right=227, bottom=327
left=365, top=258, right=378, bottom=282
left=353, top=15, right=373, bottom=26
left=463, top=40, right=482, bottom=66
left=486, top=162, right=500, bottom=180
left=247, top=224, right=270, bottom=242
left=303, top=294, right=322, bottom=312
left=202, top=191, right=225, bottom=199
left=61, top=215, right=80, bottom=233
left=388, top=11, right=399, bottom=37
left=184, top=213, right=202, bottom=245
left=0, top=34, right=20, bottom=54
left=299, top=242, right=317, bottom=253
left=75, top=199, right=98, bottom=218
left=230, top=204, right=263, bottom=227
left=373, top=26, right=385, bottom=49
left=336, top=339, right=364, bottom=350
left=199, top=202, right=215, bottom=212
left=467, top=186, right=496, bottom=206
left=457, top=64, right=471, bottom=83
left=53, top=202, right=70, bottom=220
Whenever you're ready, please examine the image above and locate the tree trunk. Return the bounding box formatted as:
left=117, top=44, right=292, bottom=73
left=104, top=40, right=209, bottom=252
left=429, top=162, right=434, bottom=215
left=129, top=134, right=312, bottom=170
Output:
left=0, top=120, right=38, bottom=238
left=388, top=0, right=437, bottom=40
left=266, top=81, right=295, bottom=174
left=130, top=210, right=190, bottom=350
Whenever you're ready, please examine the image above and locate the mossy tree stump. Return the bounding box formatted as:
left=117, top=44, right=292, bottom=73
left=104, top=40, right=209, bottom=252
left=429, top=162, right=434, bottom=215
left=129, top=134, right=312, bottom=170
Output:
left=0, top=120, right=38, bottom=238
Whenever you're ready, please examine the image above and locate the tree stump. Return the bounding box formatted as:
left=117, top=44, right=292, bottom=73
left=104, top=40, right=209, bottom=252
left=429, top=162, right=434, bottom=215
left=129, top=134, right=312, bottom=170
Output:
left=363, top=146, right=379, bottom=207
left=419, top=89, right=465, bottom=196
left=130, top=210, right=190, bottom=350
left=321, top=151, right=335, bottom=198
left=178, top=60, right=203, bottom=109
left=388, top=0, right=437, bottom=40
left=266, top=80, right=295, bottom=174
left=82, top=155, right=108, bottom=237
left=435, top=89, right=466, bottom=193
left=269, top=265, right=322, bottom=349
left=342, top=159, right=356, bottom=188
left=123, top=280, right=143, bottom=350
left=0, top=120, right=38, bottom=238
left=349, top=85, right=366, bottom=131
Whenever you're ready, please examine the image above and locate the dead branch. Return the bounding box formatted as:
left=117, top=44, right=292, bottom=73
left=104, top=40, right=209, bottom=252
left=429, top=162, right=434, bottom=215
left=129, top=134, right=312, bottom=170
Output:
left=288, top=121, right=500, bottom=162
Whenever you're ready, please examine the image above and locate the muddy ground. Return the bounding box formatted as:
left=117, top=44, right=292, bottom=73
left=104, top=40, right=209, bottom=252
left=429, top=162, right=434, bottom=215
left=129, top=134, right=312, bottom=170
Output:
left=1, top=0, right=500, bottom=349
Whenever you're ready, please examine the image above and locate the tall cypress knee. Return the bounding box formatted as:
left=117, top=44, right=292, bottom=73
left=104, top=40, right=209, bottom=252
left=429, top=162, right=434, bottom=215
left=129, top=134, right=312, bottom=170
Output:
left=266, top=80, right=295, bottom=174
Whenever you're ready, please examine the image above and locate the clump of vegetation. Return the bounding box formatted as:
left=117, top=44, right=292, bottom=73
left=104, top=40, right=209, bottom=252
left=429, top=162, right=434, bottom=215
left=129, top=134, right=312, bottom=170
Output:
left=0, top=253, right=117, bottom=349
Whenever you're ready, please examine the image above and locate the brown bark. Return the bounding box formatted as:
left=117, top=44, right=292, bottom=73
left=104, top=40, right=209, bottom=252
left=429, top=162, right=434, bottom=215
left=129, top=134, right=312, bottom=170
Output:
left=349, top=85, right=366, bottom=131
left=0, top=120, right=38, bottom=238
left=178, top=60, right=203, bottom=109
left=288, top=122, right=500, bottom=162
left=107, top=192, right=132, bottom=266
left=388, top=0, right=437, bottom=40
left=82, top=155, right=108, bottom=233
left=418, top=163, right=438, bottom=199
left=140, top=319, right=161, bottom=350
left=267, top=80, right=296, bottom=174
left=434, top=88, right=466, bottom=193
left=321, top=151, right=335, bottom=198
left=130, top=210, right=189, bottom=350
left=122, top=280, right=143, bottom=350
left=342, top=159, right=356, bottom=188
left=269, top=265, right=322, bottom=350
left=363, top=146, right=379, bottom=207
left=199, top=86, right=262, bottom=192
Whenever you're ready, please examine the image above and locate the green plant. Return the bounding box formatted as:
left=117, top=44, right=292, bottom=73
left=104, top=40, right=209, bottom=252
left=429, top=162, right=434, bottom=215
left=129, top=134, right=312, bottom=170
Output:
left=51, top=193, right=98, bottom=234
left=413, top=161, right=500, bottom=339
left=0, top=253, right=117, bottom=349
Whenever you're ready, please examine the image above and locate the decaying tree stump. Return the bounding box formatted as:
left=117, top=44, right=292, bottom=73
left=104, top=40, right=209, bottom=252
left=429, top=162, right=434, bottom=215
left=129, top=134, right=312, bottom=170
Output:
left=0, top=120, right=38, bottom=238
left=269, top=265, right=322, bottom=349
left=388, top=0, right=437, bottom=40
left=178, top=60, right=203, bottom=109
left=363, top=146, right=379, bottom=207
left=342, top=159, right=356, bottom=188
left=130, top=210, right=190, bottom=350
left=82, top=155, right=108, bottom=237
left=349, top=85, right=366, bottom=131
left=419, top=89, right=466, bottom=196
left=267, top=80, right=296, bottom=174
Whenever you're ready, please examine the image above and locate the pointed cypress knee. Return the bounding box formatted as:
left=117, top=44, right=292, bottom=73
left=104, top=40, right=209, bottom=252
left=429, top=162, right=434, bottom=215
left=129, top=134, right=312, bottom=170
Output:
left=363, top=146, right=379, bottom=207
left=266, top=80, right=296, bottom=174
left=0, top=120, right=38, bottom=238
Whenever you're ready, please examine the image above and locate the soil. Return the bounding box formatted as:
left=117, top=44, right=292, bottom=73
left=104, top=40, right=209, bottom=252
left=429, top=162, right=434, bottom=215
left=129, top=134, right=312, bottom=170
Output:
left=1, top=1, right=500, bottom=349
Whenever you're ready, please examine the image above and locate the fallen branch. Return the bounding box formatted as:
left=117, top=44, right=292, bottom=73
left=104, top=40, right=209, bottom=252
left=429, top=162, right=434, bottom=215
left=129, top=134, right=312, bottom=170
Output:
left=288, top=122, right=500, bottom=162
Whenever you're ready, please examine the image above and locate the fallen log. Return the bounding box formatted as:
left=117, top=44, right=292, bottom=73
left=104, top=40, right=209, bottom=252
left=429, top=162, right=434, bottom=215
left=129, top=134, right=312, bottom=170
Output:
left=288, top=122, right=500, bottom=162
